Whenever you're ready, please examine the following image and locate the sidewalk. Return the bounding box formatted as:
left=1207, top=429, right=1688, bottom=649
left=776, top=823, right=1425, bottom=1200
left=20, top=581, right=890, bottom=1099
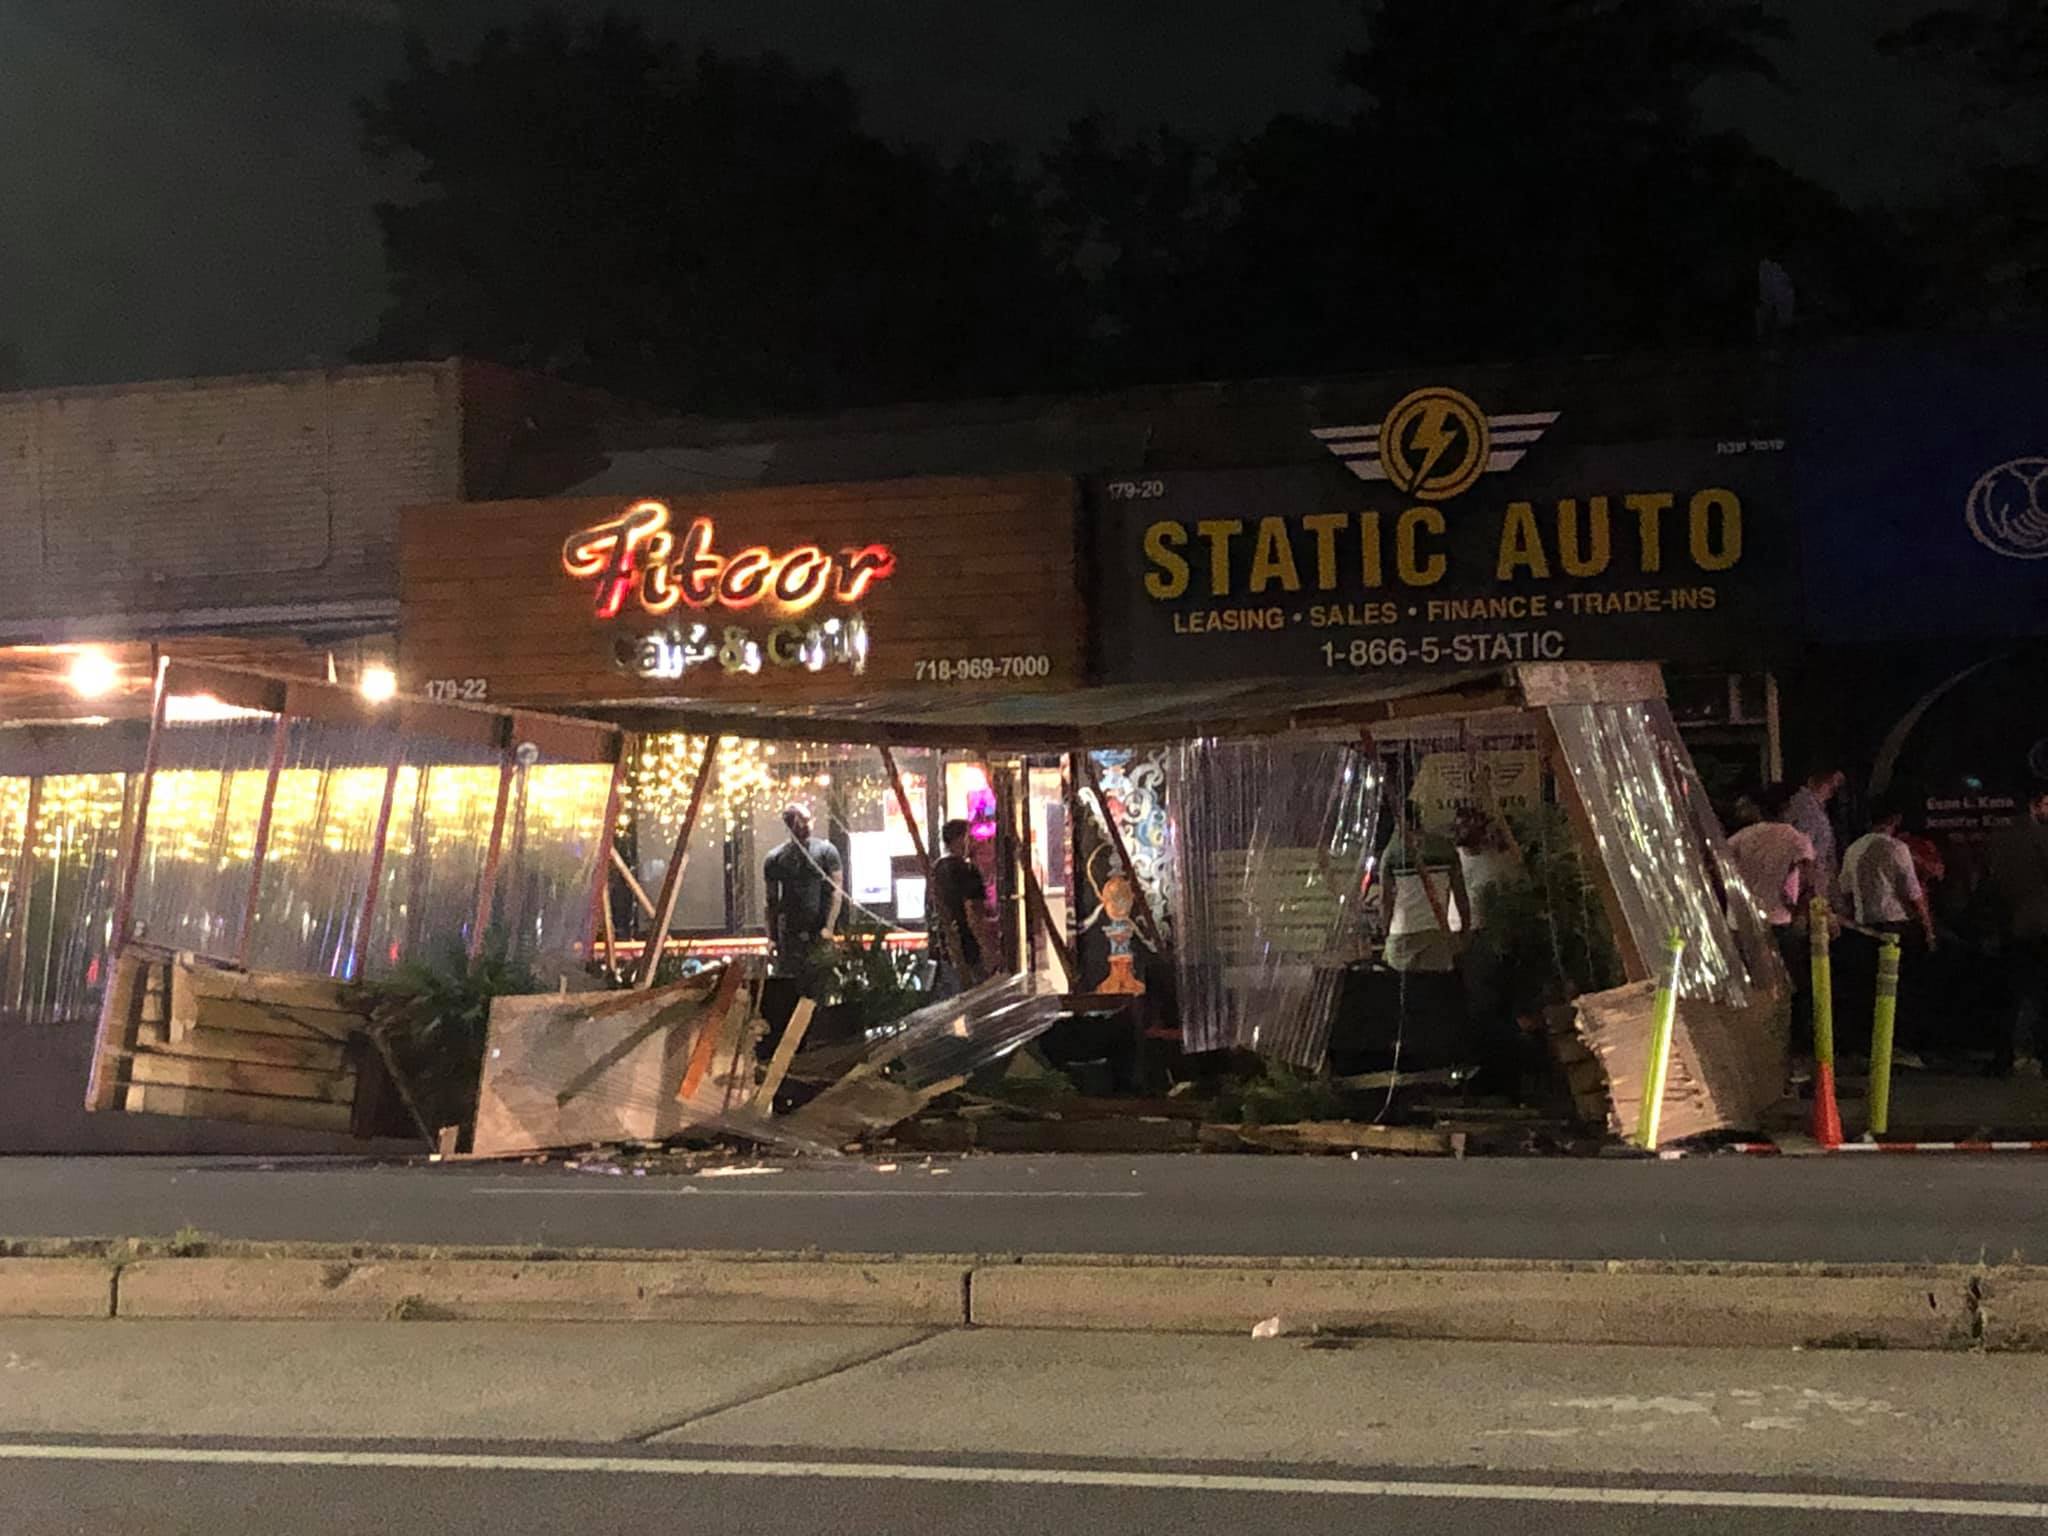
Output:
left=4, top=1319, right=2048, bottom=1492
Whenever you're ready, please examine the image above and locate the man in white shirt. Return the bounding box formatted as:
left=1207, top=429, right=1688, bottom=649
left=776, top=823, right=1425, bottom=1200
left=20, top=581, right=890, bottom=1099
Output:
left=1837, top=799, right=1936, bottom=1059
left=1727, top=784, right=1818, bottom=1048
left=1841, top=800, right=1935, bottom=951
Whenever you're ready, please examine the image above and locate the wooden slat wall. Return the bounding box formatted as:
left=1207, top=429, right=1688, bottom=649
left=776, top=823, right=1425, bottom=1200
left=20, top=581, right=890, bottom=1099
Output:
left=399, top=475, right=1083, bottom=711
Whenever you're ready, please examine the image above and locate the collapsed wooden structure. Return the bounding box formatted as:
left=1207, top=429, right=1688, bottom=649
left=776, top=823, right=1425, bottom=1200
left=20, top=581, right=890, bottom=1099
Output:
left=78, top=656, right=1792, bottom=1151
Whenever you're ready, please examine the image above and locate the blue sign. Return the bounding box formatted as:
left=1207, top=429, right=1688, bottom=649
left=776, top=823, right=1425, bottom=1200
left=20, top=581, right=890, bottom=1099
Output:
left=1796, top=345, right=2048, bottom=642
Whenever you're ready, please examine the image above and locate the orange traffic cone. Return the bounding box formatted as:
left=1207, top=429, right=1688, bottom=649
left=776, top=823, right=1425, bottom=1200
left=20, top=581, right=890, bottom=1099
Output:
left=1811, top=1061, right=1844, bottom=1148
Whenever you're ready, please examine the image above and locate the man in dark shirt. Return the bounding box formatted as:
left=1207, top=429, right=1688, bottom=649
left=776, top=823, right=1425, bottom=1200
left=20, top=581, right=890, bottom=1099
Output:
left=929, top=818, right=991, bottom=996
left=763, top=804, right=844, bottom=976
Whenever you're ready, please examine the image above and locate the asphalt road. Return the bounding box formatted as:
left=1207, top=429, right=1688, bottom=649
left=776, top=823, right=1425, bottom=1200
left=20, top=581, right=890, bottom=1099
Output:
left=1, top=1152, right=2044, bottom=1263
left=1, top=1322, right=2044, bottom=1534
left=5, top=1450, right=2042, bottom=1535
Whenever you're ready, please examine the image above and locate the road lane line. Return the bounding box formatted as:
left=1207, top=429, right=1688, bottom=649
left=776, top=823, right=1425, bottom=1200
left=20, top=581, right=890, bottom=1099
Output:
left=0, top=1444, right=2040, bottom=1517
left=469, top=1189, right=1146, bottom=1199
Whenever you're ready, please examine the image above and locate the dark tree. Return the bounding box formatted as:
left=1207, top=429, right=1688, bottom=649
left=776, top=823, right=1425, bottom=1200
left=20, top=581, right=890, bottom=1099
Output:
left=356, top=12, right=1079, bottom=412
left=1041, top=115, right=1243, bottom=384
left=1884, top=2, right=2048, bottom=325
left=1041, top=1, right=1883, bottom=387
left=1337, top=0, right=1827, bottom=358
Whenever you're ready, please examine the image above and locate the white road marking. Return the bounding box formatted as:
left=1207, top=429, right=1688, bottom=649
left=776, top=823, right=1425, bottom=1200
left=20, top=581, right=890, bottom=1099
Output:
left=0, top=1443, right=2040, bottom=1518
left=472, top=1187, right=1145, bottom=1199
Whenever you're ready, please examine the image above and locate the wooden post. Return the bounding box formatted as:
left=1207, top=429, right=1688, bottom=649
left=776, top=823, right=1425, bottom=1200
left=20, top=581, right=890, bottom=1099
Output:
left=5, top=776, right=42, bottom=1015
left=1537, top=711, right=1648, bottom=982
left=348, top=747, right=406, bottom=983
left=468, top=748, right=518, bottom=963
left=632, top=735, right=719, bottom=989
left=878, top=744, right=932, bottom=879
left=233, top=712, right=293, bottom=968
left=985, top=757, right=1026, bottom=974
left=1078, top=750, right=1166, bottom=953
left=1023, top=861, right=1075, bottom=986
left=609, top=845, right=656, bottom=917
left=1018, top=759, right=1043, bottom=975
left=108, top=663, right=172, bottom=955
left=584, top=751, right=627, bottom=959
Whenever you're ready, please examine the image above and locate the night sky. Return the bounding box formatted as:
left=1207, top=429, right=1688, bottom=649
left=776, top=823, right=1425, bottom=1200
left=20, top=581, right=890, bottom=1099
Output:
left=3, top=0, right=1955, bottom=391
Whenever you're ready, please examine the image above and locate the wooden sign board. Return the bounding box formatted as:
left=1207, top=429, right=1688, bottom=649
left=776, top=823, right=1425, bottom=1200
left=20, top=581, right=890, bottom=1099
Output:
left=400, top=474, right=1081, bottom=712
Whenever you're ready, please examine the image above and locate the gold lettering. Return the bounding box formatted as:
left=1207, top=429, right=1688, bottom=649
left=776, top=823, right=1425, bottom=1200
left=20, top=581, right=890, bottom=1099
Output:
left=1495, top=501, right=1551, bottom=580
left=1195, top=518, right=1245, bottom=597
left=1397, top=506, right=1447, bottom=586
left=1360, top=511, right=1385, bottom=588
left=1557, top=495, right=1611, bottom=578
left=1247, top=516, right=1303, bottom=594
left=1142, top=521, right=1190, bottom=600
left=1301, top=512, right=1348, bottom=591
left=1688, top=489, right=1742, bottom=571
left=1625, top=492, right=1673, bottom=574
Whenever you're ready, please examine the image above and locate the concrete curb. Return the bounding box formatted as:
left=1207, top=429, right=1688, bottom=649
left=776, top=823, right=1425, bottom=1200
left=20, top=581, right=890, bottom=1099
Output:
left=0, top=1242, right=2040, bottom=1349
left=0, top=1259, right=114, bottom=1319
left=966, top=1263, right=1974, bottom=1349
left=117, top=1257, right=966, bottom=1325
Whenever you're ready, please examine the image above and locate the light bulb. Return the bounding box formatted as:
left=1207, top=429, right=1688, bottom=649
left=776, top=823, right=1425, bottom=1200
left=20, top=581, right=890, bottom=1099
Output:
left=67, top=649, right=118, bottom=699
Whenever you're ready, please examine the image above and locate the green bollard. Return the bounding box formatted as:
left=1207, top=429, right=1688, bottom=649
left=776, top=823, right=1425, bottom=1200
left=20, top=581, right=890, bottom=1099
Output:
left=1809, top=897, right=1835, bottom=1068
left=1868, top=936, right=1901, bottom=1140
left=1635, top=928, right=1686, bottom=1150
left=1808, top=897, right=1843, bottom=1146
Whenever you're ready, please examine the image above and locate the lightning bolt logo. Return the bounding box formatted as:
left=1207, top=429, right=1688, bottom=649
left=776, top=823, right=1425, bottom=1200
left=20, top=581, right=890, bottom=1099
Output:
left=1312, top=389, right=1558, bottom=496
left=1405, top=402, right=1461, bottom=490
left=1380, top=388, right=1490, bottom=501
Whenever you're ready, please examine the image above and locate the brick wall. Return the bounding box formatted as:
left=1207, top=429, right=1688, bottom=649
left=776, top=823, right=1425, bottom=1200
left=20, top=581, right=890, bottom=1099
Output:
left=0, top=363, right=463, bottom=640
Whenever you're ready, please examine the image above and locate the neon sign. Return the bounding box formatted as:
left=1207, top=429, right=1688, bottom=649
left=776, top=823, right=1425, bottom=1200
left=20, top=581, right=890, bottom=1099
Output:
left=563, top=500, right=897, bottom=619
left=617, top=615, right=870, bottom=682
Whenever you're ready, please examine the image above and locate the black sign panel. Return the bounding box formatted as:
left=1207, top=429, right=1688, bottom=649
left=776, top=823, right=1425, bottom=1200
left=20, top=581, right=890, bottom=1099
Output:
left=1092, top=383, right=1795, bottom=683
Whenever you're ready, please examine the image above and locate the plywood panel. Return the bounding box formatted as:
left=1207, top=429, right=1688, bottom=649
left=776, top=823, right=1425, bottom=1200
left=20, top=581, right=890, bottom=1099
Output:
left=399, top=475, right=1083, bottom=711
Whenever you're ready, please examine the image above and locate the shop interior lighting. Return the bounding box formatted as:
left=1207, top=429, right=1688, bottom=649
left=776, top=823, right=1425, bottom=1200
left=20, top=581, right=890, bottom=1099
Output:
left=67, top=649, right=119, bottom=699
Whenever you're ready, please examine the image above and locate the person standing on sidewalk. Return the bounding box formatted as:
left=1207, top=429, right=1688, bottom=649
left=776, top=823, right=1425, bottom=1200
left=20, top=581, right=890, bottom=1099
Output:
left=1986, top=787, right=2048, bottom=1078
left=1728, top=783, right=1819, bottom=1048
left=929, top=818, right=992, bottom=998
left=763, top=803, right=844, bottom=979
left=1842, top=799, right=1938, bottom=952
left=1787, top=765, right=1846, bottom=899
left=1840, top=798, right=1937, bottom=1058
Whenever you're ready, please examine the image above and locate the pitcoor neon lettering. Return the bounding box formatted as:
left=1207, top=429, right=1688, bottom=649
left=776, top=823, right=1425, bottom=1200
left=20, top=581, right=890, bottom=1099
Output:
left=563, top=500, right=898, bottom=619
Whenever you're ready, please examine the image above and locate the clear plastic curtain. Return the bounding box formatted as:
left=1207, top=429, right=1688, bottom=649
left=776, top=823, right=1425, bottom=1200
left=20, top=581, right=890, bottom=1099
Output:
left=1546, top=700, right=1785, bottom=1006
left=242, top=719, right=405, bottom=979
left=4, top=773, right=130, bottom=1024
left=497, top=761, right=615, bottom=978
left=1165, top=735, right=1382, bottom=1067
left=124, top=717, right=281, bottom=956
left=362, top=754, right=505, bottom=976
left=0, top=777, right=32, bottom=1003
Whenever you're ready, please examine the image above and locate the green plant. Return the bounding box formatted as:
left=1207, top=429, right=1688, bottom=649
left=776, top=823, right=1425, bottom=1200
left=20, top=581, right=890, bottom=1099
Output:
left=1208, top=1063, right=1349, bottom=1126
left=1469, top=806, right=1625, bottom=1016
left=357, top=932, right=541, bottom=1138
left=821, top=917, right=926, bottom=1035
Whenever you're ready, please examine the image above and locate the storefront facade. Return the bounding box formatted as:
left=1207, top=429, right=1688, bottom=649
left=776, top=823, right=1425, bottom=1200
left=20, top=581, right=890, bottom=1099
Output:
left=9, top=340, right=2039, bottom=1151
left=0, top=360, right=620, bottom=1151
